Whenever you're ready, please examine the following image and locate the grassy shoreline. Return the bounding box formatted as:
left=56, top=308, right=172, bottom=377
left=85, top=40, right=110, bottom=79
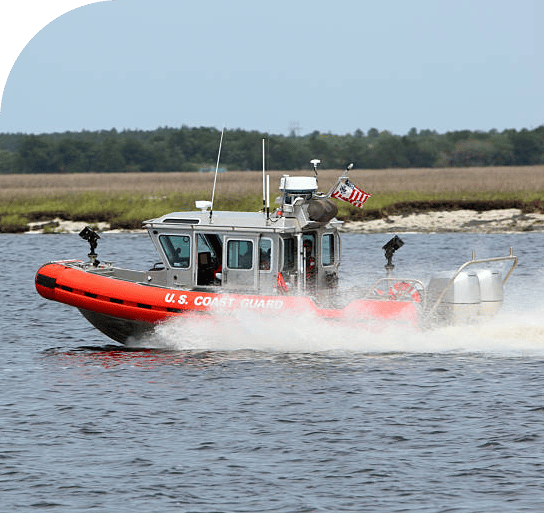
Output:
left=2, top=166, right=544, bottom=233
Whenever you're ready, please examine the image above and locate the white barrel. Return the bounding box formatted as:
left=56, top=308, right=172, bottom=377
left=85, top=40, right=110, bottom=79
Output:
left=428, top=271, right=480, bottom=304
left=427, top=271, right=481, bottom=324
left=476, top=269, right=503, bottom=316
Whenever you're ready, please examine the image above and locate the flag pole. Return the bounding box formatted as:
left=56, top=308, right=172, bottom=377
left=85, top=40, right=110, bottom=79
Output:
left=341, top=162, right=354, bottom=178
left=326, top=162, right=354, bottom=197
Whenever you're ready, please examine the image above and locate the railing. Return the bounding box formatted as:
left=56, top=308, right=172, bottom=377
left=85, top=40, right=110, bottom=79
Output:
left=425, top=248, right=518, bottom=318
left=367, top=248, right=518, bottom=321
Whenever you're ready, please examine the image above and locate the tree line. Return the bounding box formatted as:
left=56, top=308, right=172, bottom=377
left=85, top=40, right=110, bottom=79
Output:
left=0, top=125, right=542, bottom=174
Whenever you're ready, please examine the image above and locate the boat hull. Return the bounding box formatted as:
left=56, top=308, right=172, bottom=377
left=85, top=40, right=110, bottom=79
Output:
left=36, top=261, right=418, bottom=345
left=78, top=308, right=154, bottom=344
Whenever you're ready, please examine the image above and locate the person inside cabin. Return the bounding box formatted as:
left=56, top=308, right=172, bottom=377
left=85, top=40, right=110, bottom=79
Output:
left=238, top=242, right=253, bottom=269
left=214, top=264, right=222, bottom=282
left=304, top=240, right=316, bottom=285
left=259, top=248, right=271, bottom=270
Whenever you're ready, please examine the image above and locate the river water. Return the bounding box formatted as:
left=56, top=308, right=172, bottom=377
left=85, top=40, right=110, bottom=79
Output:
left=2, top=231, right=544, bottom=512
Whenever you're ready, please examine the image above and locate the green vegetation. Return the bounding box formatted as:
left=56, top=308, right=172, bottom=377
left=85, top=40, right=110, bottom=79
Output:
left=3, top=190, right=543, bottom=233
left=0, top=191, right=265, bottom=232
left=0, top=125, right=543, bottom=174
left=0, top=214, right=29, bottom=233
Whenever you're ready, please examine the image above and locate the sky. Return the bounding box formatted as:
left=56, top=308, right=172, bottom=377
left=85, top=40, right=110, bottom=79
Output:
left=0, top=0, right=542, bottom=136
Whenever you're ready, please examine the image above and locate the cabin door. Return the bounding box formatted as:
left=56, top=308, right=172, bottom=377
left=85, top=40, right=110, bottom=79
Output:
left=195, top=233, right=223, bottom=286
left=157, top=233, right=194, bottom=288
left=257, top=236, right=274, bottom=294
left=301, top=232, right=317, bottom=292
left=222, top=236, right=258, bottom=290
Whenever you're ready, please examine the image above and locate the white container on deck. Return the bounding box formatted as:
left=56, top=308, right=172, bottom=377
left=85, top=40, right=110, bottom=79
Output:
left=427, top=270, right=481, bottom=324
left=476, top=269, right=503, bottom=317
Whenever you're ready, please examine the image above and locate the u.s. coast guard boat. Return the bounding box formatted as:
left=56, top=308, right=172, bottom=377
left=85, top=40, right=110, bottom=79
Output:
left=35, top=159, right=518, bottom=344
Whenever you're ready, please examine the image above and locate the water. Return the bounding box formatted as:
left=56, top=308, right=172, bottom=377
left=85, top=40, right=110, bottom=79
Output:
left=2, top=232, right=544, bottom=512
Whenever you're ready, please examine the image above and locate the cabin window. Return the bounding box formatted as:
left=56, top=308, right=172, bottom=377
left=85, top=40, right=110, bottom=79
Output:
left=198, top=233, right=214, bottom=254
left=227, top=240, right=253, bottom=270
left=259, top=238, right=272, bottom=271
left=282, top=238, right=295, bottom=271
left=322, top=233, right=335, bottom=266
left=197, top=234, right=222, bottom=263
left=196, top=234, right=223, bottom=285
left=160, top=235, right=191, bottom=268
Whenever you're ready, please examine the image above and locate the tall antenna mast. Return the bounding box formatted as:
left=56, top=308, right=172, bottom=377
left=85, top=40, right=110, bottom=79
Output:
left=210, top=126, right=225, bottom=220
left=262, top=138, right=266, bottom=213
left=266, top=174, right=270, bottom=220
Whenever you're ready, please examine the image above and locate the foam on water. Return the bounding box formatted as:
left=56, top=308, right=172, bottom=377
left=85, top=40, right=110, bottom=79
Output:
left=129, top=304, right=544, bottom=357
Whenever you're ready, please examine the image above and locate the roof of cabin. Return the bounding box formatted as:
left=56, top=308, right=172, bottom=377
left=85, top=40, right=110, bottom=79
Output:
left=143, top=209, right=341, bottom=234
left=144, top=210, right=295, bottom=231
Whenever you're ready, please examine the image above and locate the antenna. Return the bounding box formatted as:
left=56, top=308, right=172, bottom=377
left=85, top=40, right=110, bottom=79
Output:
left=266, top=174, right=270, bottom=220
left=310, top=159, right=321, bottom=177
left=262, top=138, right=266, bottom=213
left=210, top=126, right=225, bottom=220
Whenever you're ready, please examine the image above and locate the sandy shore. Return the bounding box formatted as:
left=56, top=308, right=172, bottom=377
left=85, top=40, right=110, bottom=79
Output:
left=25, top=219, right=130, bottom=234
left=341, top=209, right=544, bottom=233
left=24, top=208, right=544, bottom=234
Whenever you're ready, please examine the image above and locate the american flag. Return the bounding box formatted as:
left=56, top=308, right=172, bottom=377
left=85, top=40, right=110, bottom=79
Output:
left=330, top=179, right=371, bottom=208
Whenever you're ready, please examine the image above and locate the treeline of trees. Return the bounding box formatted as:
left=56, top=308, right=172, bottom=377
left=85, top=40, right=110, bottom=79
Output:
left=0, top=125, right=543, bottom=174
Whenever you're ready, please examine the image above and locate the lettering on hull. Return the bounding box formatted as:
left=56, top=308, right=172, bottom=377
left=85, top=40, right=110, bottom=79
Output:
left=163, top=293, right=284, bottom=310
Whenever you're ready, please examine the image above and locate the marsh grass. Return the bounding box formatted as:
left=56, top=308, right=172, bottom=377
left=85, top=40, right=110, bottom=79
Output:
left=0, top=214, right=29, bottom=233
left=2, top=166, right=544, bottom=231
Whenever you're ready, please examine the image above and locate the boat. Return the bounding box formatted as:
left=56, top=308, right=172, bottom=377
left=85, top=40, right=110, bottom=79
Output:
left=35, top=158, right=518, bottom=345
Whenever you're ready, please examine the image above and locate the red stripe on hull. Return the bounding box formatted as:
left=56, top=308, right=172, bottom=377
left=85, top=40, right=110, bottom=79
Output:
left=36, top=262, right=418, bottom=328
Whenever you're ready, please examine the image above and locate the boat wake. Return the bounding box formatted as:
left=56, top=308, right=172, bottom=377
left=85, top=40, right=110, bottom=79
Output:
left=127, top=306, right=544, bottom=357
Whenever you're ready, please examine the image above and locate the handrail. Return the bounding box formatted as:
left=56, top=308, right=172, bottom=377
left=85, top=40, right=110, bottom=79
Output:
left=368, top=278, right=427, bottom=309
